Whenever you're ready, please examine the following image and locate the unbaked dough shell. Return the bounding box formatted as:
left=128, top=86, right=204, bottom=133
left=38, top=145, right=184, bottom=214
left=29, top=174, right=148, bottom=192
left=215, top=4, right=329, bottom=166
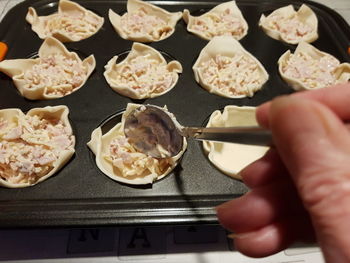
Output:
left=203, top=106, right=269, bottom=179
left=104, top=42, right=182, bottom=99
left=193, top=36, right=269, bottom=98
left=26, top=0, right=104, bottom=42
left=183, top=1, right=248, bottom=41
left=87, top=103, right=187, bottom=185
left=0, top=37, right=96, bottom=100
left=0, top=105, right=75, bottom=188
left=259, top=4, right=318, bottom=44
left=109, top=0, right=182, bottom=42
left=278, top=41, right=350, bottom=91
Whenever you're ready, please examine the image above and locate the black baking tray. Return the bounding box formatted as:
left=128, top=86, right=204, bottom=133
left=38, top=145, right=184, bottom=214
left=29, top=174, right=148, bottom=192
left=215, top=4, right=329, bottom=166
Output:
left=0, top=0, right=349, bottom=228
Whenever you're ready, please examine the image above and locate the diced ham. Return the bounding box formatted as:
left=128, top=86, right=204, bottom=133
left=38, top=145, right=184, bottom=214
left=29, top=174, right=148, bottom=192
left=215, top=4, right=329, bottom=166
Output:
left=191, top=8, right=245, bottom=39
left=120, top=8, right=170, bottom=39
left=265, top=14, right=313, bottom=42
left=0, top=113, right=74, bottom=184
left=44, top=13, right=100, bottom=39
left=53, top=135, right=73, bottom=151
left=36, top=154, right=56, bottom=166
left=112, top=55, right=175, bottom=96
left=23, top=53, right=87, bottom=96
left=105, top=135, right=170, bottom=177
left=200, top=54, right=264, bottom=96
left=3, top=126, right=22, bottom=140
left=0, top=119, right=8, bottom=130
left=282, top=52, right=340, bottom=89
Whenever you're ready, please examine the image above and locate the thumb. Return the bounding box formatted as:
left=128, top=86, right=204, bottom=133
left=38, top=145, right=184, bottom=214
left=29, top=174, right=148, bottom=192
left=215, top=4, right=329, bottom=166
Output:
left=269, top=96, right=350, bottom=262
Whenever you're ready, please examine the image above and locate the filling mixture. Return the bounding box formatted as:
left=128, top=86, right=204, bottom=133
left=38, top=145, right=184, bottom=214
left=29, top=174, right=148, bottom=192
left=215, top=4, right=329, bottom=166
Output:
left=281, top=52, right=340, bottom=89
left=190, top=8, right=245, bottom=39
left=23, top=53, right=88, bottom=96
left=110, top=55, right=175, bottom=96
left=263, top=14, right=313, bottom=42
left=105, top=135, right=172, bottom=177
left=120, top=8, right=172, bottom=40
left=44, top=13, right=102, bottom=39
left=0, top=115, right=74, bottom=184
left=200, top=54, right=265, bottom=97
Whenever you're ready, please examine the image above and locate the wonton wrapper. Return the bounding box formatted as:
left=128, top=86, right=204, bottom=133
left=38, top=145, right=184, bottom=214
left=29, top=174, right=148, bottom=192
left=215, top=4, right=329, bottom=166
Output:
left=183, top=1, right=248, bottom=41
left=109, top=0, right=182, bottom=42
left=193, top=36, right=269, bottom=98
left=26, top=0, right=104, bottom=42
left=278, top=42, right=350, bottom=91
left=203, top=106, right=269, bottom=180
left=87, top=103, right=187, bottom=185
left=0, top=106, right=75, bottom=188
left=259, top=4, right=318, bottom=44
left=104, top=42, right=182, bottom=99
left=0, top=37, right=96, bottom=100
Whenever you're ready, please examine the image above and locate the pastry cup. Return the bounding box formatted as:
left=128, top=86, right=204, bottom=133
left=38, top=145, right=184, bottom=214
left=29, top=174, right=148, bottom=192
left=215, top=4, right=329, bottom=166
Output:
left=203, top=106, right=269, bottom=179
left=104, top=42, right=182, bottom=99
left=87, top=103, right=187, bottom=185
left=0, top=105, right=75, bottom=188
left=278, top=41, right=350, bottom=91
left=0, top=37, right=96, bottom=100
left=193, top=36, right=269, bottom=98
left=183, top=1, right=248, bottom=41
left=259, top=4, right=318, bottom=44
left=26, top=0, right=104, bottom=42
left=109, top=0, right=182, bottom=42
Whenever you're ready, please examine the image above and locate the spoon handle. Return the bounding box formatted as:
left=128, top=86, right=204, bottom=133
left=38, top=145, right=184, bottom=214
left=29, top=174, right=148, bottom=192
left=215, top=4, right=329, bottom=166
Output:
left=181, top=126, right=272, bottom=146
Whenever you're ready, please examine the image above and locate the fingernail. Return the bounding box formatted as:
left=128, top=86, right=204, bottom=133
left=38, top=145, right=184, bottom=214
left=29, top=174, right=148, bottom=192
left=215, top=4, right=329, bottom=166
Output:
left=256, top=101, right=271, bottom=128
left=236, top=171, right=242, bottom=179
left=228, top=172, right=242, bottom=180
left=227, top=233, right=236, bottom=239
left=215, top=201, right=231, bottom=213
left=227, top=232, right=255, bottom=239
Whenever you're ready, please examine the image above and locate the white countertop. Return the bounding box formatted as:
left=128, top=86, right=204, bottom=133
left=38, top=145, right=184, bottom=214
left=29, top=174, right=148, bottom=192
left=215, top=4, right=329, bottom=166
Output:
left=314, top=0, right=350, bottom=23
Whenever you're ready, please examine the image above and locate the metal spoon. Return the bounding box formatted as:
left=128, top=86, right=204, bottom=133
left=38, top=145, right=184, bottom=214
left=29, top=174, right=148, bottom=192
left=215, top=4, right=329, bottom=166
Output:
left=124, top=105, right=272, bottom=158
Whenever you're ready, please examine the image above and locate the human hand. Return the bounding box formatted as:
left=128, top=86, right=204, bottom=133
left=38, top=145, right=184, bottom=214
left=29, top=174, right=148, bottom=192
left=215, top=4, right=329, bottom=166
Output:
left=216, top=83, right=350, bottom=262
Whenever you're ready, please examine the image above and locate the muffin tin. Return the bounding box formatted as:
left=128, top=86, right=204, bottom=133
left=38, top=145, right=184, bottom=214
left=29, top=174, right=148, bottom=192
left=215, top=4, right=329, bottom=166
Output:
left=0, top=0, right=349, bottom=227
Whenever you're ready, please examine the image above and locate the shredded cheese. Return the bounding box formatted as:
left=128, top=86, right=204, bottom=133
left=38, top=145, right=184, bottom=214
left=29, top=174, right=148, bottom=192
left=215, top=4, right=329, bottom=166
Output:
left=104, top=135, right=171, bottom=177
left=281, top=51, right=340, bottom=89
left=0, top=114, right=74, bottom=184
left=120, top=8, right=172, bottom=40
left=190, top=8, right=245, bottom=39
left=111, top=55, right=175, bottom=96
left=264, top=14, right=313, bottom=42
left=23, top=53, right=88, bottom=96
left=44, top=13, right=102, bottom=40
left=200, top=54, right=265, bottom=97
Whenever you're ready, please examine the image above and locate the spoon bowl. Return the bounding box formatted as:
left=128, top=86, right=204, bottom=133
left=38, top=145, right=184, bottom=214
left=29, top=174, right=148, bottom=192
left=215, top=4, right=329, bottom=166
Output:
left=124, top=105, right=184, bottom=158
left=124, top=105, right=272, bottom=158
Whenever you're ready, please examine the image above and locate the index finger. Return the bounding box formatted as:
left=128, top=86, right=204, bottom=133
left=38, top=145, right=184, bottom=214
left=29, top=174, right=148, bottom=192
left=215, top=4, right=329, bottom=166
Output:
left=257, top=83, right=350, bottom=128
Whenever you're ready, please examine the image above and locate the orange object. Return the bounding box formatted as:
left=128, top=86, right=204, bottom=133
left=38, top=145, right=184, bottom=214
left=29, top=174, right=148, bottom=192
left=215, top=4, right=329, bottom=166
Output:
left=0, top=42, right=8, bottom=61
left=348, top=46, right=350, bottom=55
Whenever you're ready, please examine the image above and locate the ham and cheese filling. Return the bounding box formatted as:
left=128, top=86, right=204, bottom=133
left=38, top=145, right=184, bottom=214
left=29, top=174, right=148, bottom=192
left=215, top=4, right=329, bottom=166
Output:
left=263, top=14, right=313, bottom=42
left=190, top=8, right=245, bottom=39
left=105, top=135, right=171, bottom=177
left=0, top=115, right=74, bottom=184
left=110, top=55, right=175, bottom=96
left=120, top=8, right=172, bottom=39
left=43, top=13, right=102, bottom=40
left=23, top=53, right=88, bottom=96
left=199, top=54, right=265, bottom=97
left=281, top=52, right=340, bottom=89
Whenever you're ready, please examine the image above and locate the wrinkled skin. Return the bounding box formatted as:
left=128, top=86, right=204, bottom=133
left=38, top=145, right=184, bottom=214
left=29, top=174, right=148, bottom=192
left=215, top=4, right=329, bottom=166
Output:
left=216, top=83, right=350, bottom=262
